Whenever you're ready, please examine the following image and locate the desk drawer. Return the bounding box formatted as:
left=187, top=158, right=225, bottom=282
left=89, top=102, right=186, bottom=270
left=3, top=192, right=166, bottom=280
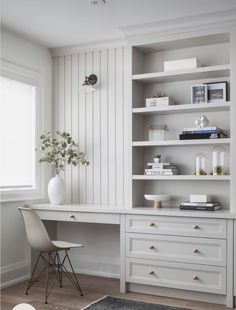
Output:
left=126, top=258, right=226, bottom=295
left=126, top=215, right=226, bottom=239
left=126, top=233, right=226, bottom=266
left=37, top=210, right=120, bottom=224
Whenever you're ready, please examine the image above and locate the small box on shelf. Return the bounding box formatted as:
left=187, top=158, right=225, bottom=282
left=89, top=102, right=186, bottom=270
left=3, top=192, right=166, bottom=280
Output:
left=164, top=57, right=201, bottom=72
left=146, top=97, right=175, bottom=108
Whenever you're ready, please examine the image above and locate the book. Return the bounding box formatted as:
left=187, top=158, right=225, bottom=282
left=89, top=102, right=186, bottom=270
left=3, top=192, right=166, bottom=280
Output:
left=179, top=133, right=224, bottom=140
left=145, top=171, right=178, bottom=175
left=183, top=127, right=222, bottom=132
left=179, top=205, right=221, bottom=211
left=145, top=168, right=178, bottom=172
left=182, top=130, right=221, bottom=134
left=180, top=202, right=220, bottom=207
left=147, top=162, right=174, bottom=167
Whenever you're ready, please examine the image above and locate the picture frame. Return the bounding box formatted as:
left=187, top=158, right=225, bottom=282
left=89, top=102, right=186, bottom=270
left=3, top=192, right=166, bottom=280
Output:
left=204, top=81, right=228, bottom=103
left=191, top=85, right=207, bottom=104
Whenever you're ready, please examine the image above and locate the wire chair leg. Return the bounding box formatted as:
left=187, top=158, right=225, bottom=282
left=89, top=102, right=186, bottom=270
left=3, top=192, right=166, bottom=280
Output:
left=44, top=253, right=50, bottom=304
left=25, top=253, right=41, bottom=295
left=65, top=250, right=83, bottom=296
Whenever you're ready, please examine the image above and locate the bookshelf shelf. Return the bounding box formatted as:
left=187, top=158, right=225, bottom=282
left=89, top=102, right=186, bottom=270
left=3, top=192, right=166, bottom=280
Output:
left=132, top=175, right=231, bottom=181
left=132, top=138, right=231, bottom=147
left=132, top=102, right=230, bottom=116
left=132, top=64, right=230, bottom=84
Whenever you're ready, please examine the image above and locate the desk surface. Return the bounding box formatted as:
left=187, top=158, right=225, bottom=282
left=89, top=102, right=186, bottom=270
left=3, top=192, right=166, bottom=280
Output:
left=32, top=203, right=236, bottom=219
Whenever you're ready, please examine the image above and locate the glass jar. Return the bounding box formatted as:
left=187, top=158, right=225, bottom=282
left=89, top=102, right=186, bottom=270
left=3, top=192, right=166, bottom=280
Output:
left=195, top=153, right=207, bottom=175
left=212, top=146, right=226, bottom=175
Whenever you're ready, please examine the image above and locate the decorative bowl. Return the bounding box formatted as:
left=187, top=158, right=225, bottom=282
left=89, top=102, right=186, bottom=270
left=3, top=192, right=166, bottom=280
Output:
left=144, top=194, right=170, bottom=208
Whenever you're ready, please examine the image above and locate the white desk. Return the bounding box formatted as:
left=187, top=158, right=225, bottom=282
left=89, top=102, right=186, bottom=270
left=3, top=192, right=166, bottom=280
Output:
left=32, top=203, right=236, bottom=308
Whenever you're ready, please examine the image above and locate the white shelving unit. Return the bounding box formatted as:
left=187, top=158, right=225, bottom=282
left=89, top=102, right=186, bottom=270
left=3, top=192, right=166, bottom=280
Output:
left=131, top=31, right=235, bottom=213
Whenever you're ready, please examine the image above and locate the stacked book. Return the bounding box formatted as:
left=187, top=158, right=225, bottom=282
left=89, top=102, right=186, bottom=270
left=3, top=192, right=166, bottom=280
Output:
left=179, top=201, right=221, bottom=211
left=179, top=127, right=227, bottom=140
left=145, top=162, right=178, bottom=176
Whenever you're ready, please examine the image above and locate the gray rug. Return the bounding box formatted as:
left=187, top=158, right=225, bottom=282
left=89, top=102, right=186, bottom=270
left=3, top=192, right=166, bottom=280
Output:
left=82, top=296, right=191, bottom=310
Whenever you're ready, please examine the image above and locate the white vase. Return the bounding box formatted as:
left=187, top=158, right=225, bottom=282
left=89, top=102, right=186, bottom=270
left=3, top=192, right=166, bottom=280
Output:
left=48, top=175, right=65, bottom=205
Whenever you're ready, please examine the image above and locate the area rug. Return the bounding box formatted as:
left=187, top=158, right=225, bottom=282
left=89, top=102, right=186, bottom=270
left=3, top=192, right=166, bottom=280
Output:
left=82, top=296, right=191, bottom=310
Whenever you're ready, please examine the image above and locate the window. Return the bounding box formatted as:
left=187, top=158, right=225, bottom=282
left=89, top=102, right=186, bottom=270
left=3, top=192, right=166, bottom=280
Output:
left=0, top=60, right=43, bottom=201
left=0, top=77, right=36, bottom=189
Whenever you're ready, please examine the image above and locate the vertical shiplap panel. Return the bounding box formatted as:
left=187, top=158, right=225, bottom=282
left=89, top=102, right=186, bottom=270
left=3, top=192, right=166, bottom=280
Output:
left=85, top=52, right=94, bottom=204
left=64, top=55, right=72, bottom=203
left=115, top=47, right=124, bottom=207
left=100, top=49, right=109, bottom=205
left=52, top=57, right=58, bottom=134
left=71, top=54, right=79, bottom=203
left=123, top=46, right=132, bottom=207
left=93, top=51, right=101, bottom=205
left=108, top=48, right=116, bottom=206
left=58, top=57, right=65, bottom=180
left=78, top=53, right=87, bottom=203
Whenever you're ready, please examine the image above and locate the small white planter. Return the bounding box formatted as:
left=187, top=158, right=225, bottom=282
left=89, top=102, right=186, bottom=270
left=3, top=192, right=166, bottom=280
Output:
left=48, top=175, right=65, bottom=205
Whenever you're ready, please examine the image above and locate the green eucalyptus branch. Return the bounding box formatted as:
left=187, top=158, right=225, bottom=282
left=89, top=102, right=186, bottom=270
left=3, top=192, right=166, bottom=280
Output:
left=38, top=131, right=89, bottom=175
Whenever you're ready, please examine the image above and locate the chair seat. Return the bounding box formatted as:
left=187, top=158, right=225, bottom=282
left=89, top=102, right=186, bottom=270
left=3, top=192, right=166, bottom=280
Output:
left=52, top=240, right=84, bottom=250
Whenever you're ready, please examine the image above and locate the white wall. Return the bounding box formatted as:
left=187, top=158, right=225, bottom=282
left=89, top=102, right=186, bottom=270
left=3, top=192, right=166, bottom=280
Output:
left=52, top=46, right=130, bottom=277
left=0, top=29, right=53, bottom=288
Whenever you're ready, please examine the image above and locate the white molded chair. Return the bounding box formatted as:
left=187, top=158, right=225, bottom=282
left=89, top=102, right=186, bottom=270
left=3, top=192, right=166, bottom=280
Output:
left=19, top=206, right=84, bottom=304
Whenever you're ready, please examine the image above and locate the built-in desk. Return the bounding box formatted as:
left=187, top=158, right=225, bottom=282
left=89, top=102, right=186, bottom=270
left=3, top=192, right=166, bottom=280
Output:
left=32, top=204, right=236, bottom=308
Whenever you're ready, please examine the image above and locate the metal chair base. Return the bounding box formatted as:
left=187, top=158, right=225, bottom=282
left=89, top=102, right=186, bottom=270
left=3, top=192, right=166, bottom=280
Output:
left=25, top=249, right=83, bottom=304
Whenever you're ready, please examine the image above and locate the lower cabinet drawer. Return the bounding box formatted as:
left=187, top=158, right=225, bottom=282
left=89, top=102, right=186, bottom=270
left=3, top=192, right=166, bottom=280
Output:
left=126, top=233, right=226, bottom=266
left=126, top=258, right=226, bottom=295
left=126, top=215, right=226, bottom=239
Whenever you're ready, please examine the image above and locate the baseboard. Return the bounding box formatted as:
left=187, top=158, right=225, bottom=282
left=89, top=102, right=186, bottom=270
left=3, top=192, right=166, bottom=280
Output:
left=64, top=254, right=120, bottom=279
left=0, top=260, right=30, bottom=289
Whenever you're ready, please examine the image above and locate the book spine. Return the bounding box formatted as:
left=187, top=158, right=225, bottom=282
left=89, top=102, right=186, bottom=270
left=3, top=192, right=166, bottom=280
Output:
left=182, top=130, right=221, bottom=134
left=183, top=127, right=219, bottom=131
left=179, top=133, right=222, bottom=140
left=145, top=171, right=178, bottom=175
left=179, top=206, right=220, bottom=211
left=180, top=202, right=219, bottom=206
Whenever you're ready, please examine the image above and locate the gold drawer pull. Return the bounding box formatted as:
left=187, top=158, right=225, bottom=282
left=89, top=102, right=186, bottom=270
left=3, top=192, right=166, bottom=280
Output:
left=193, top=249, right=199, bottom=253
left=149, top=270, right=155, bottom=275
left=149, top=245, right=155, bottom=250
left=70, top=215, right=76, bottom=219
left=193, top=225, right=199, bottom=229
left=193, top=275, right=199, bottom=280
left=149, top=222, right=155, bottom=227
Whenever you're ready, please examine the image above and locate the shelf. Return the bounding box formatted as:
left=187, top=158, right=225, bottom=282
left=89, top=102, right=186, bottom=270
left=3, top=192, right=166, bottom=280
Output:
left=132, top=102, right=230, bottom=115
left=132, top=138, right=231, bottom=147
left=132, top=175, right=231, bottom=181
left=132, top=64, right=230, bottom=84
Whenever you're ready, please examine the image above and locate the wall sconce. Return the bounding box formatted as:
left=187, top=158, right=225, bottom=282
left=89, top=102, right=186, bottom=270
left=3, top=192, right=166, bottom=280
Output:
left=82, top=74, right=97, bottom=94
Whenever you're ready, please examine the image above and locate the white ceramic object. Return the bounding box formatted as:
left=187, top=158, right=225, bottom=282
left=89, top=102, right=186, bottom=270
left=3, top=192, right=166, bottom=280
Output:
left=48, top=175, right=65, bottom=205
left=144, top=194, right=170, bottom=208
left=13, top=304, right=36, bottom=310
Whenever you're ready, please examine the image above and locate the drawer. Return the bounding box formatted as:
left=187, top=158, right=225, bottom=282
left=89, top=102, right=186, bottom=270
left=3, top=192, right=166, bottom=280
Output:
left=126, top=258, right=226, bottom=295
left=126, top=215, right=226, bottom=239
left=126, top=233, right=226, bottom=266
left=37, top=210, right=120, bottom=224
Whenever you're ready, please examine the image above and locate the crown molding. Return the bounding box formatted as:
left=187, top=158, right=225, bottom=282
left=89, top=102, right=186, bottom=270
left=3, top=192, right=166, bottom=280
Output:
left=50, top=37, right=127, bottom=57
left=120, top=9, right=236, bottom=45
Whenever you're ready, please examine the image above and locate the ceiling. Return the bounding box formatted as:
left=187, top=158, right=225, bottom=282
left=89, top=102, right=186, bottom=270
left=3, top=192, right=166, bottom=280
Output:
left=1, top=0, right=236, bottom=48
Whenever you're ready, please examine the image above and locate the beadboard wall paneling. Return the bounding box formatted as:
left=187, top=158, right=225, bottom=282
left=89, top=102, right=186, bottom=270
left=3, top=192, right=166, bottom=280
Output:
left=53, top=47, right=130, bottom=207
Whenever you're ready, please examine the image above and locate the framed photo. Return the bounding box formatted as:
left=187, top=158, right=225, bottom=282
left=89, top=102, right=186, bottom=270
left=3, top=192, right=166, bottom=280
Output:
left=191, top=85, right=207, bottom=104
left=204, top=81, right=228, bottom=103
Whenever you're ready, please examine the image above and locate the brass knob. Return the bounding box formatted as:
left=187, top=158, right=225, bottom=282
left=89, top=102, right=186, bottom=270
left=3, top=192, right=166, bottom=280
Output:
left=149, top=222, right=155, bottom=227
left=193, top=249, right=199, bottom=253
left=149, top=270, right=155, bottom=275
left=149, top=245, right=155, bottom=250
left=70, top=215, right=76, bottom=219
left=193, top=275, right=199, bottom=280
left=193, top=225, right=199, bottom=229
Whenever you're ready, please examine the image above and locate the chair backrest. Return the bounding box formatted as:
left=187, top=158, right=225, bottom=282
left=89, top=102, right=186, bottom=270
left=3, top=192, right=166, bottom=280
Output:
left=18, top=206, right=57, bottom=253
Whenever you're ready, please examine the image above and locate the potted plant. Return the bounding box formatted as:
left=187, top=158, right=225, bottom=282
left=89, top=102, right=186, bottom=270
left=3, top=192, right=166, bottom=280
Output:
left=146, top=91, right=175, bottom=108
left=154, top=154, right=162, bottom=163
left=38, top=131, right=89, bottom=205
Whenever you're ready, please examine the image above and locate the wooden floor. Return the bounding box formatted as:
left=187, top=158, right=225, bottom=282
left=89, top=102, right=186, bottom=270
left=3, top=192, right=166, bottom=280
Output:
left=1, top=273, right=230, bottom=310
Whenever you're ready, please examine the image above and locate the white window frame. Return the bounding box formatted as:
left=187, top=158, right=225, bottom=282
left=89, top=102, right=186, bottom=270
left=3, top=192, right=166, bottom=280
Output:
left=0, top=59, right=45, bottom=202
